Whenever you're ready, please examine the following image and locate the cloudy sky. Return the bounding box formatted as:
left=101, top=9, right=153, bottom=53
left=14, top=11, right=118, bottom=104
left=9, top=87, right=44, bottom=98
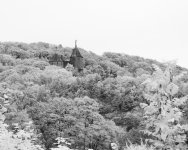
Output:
left=0, top=0, right=188, bottom=68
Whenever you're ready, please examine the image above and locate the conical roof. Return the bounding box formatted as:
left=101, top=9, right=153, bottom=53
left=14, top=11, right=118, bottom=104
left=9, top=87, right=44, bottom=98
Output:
left=70, top=40, right=83, bottom=58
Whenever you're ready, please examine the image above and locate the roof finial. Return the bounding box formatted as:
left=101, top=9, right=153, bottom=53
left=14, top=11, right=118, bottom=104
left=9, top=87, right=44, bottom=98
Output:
left=75, top=40, right=77, bottom=48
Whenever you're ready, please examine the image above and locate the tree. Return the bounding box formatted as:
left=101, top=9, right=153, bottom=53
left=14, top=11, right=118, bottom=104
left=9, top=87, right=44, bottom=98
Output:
left=0, top=54, right=15, bottom=66
left=141, top=64, right=188, bottom=149
left=28, top=97, right=122, bottom=150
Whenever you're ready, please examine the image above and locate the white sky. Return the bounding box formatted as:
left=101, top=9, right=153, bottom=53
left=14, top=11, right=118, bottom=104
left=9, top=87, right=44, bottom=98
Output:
left=0, top=0, right=188, bottom=68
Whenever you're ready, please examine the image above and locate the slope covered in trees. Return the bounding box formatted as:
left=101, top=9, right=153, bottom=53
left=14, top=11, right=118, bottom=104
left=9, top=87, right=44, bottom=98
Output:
left=0, top=41, right=188, bottom=150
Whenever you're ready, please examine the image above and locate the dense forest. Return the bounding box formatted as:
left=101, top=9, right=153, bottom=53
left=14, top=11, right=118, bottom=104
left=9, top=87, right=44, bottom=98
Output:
left=0, top=41, right=188, bottom=150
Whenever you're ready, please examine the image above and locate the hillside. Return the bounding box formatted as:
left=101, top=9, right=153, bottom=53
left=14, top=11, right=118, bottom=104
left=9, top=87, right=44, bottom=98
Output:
left=0, top=41, right=188, bottom=150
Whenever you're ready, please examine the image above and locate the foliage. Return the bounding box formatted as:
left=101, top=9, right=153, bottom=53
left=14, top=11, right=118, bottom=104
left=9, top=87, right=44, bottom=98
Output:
left=28, top=96, right=123, bottom=150
left=124, top=141, right=154, bottom=150
left=33, top=60, right=50, bottom=70
left=0, top=54, right=15, bottom=66
left=141, top=64, right=188, bottom=149
left=0, top=98, right=44, bottom=150
left=0, top=41, right=188, bottom=150
left=0, top=121, right=44, bottom=150
left=51, top=137, right=72, bottom=150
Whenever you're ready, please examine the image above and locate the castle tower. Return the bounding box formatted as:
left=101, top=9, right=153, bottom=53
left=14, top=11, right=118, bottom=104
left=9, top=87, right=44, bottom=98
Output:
left=70, top=40, right=84, bottom=71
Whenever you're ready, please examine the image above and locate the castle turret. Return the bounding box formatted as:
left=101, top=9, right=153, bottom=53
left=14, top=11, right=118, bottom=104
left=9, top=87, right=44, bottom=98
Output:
left=70, top=40, right=84, bottom=71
